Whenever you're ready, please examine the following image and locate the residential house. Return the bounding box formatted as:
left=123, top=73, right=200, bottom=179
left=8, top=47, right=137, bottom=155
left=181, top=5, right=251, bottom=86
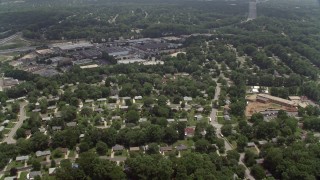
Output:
left=49, top=168, right=56, bottom=176
left=66, top=122, right=77, bottom=127
left=184, top=127, right=195, bottom=137
left=16, top=155, right=29, bottom=162
left=176, top=144, right=188, bottom=151
left=160, top=146, right=173, bottom=154
left=52, top=126, right=62, bottom=131
left=129, top=147, right=140, bottom=152
left=247, top=142, right=255, bottom=147
left=27, top=171, right=42, bottom=180
left=36, top=150, right=51, bottom=157
left=112, top=144, right=124, bottom=151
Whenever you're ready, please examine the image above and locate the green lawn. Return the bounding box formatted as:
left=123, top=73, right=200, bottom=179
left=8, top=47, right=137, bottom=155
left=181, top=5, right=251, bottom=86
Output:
left=19, top=172, right=28, bottom=180
left=173, top=139, right=195, bottom=147
left=217, top=111, right=223, bottom=116
left=68, top=150, right=75, bottom=158
left=7, top=161, right=24, bottom=169
left=3, top=128, right=10, bottom=134
left=245, top=147, right=259, bottom=155
left=7, top=122, right=16, bottom=128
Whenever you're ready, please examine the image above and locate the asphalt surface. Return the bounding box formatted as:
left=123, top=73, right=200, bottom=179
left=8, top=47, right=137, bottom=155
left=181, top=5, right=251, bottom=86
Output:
left=240, top=153, right=255, bottom=180
left=0, top=33, right=20, bottom=45
left=3, top=102, right=28, bottom=144
left=210, top=82, right=233, bottom=151
left=0, top=46, right=37, bottom=54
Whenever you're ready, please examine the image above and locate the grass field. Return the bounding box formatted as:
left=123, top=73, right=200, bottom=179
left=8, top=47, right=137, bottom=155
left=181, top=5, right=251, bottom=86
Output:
left=19, top=172, right=28, bottom=180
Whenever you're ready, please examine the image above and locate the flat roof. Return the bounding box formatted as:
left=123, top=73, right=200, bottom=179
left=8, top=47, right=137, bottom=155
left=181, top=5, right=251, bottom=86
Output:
left=53, top=42, right=93, bottom=51
left=257, top=94, right=297, bottom=106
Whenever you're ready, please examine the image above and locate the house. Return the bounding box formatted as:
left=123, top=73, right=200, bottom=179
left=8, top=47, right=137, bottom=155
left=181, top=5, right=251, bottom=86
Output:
left=176, top=144, right=188, bottom=151
left=129, top=147, right=140, bottom=151
left=258, top=140, right=268, bottom=146
left=36, top=150, right=51, bottom=157
left=271, top=138, right=278, bottom=143
left=95, top=108, right=104, bottom=113
left=0, top=126, right=4, bottom=132
left=184, top=127, right=195, bottom=137
left=196, top=107, right=204, bottom=113
left=79, top=134, right=85, bottom=138
left=256, top=158, right=264, bottom=164
left=25, top=130, right=32, bottom=137
left=97, top=98, right=107, bottom=102
left=194, top=115, right=203, bottom=121
left=134, top=96, right=143, bottom=100
left=112, top=116, right=121, bottom=120
left=49, top=167, right=56, bottom=175
left=178, top=119, right=188, bottom=122
left=27, top=171, right=42, bottom=180
left=120, top=106, right=128, bottom=110
left=66, top=122, right=77, bottom=127
left=85, top=99, right=94, bottom=103
left=2, top=120, right=9, bottom=126
left=39, top=127, right=46, bottom=133
left=167, top=119, right=175, bottom=123
left=139, top=118, right=147, bottom=123
left=247, top=142, right=255, bottom=147
left=16, top=155, right=29, bottom=162
left=42, top=117, right=51, bottom=121
left=160, top=146, right=173, bottom=153
left=52, top=126, right=62, bottom=131
left=183, top=97, right=192, bottom=102
left=224, top=115, right=231, bottom=121
left=47, top=106, right=57, bottom=111
left=112, top=144, right=124, bottom=151
left=32, top=109, right=41, bottom=112
left=4, top=176, right=16, bottom=180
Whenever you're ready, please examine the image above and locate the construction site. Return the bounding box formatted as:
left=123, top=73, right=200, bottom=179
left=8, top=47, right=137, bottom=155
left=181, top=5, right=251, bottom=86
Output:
left=245, top=94, right=298, bottom=118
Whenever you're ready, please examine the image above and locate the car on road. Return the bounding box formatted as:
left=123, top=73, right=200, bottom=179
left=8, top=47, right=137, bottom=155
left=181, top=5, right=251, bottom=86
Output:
left=209, top=117, right=212, bottom=122
left=219, top=133, right=224, bottom=138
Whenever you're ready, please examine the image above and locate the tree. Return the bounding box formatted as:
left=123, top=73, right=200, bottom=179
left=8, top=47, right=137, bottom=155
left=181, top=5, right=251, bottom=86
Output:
left=227, top=150, right=240, bottom=161
left=11, top=103, right=20, bottom=113
left=195, top=139, right=210, bottom=153
left=251, top=164, right=265, bottom=180
left=51, top=160, right=56, bottom=168
left=32, top=159, right=41, bottom=171
left=146, top=143, right=159, bottom=154
left=96, top=141, right=108, bottom=156
left=221, top=124, right=232, bottom=137
left=163, top=127, right=178, bottom=144
left=244, top=150, right=257, bottom=167
left=237, top=135, right=248, bottom=152
left=16, top=128, right=26, bottom=139
left=126, top=110, right=139, bottom=124
left=30, top=132, right=49, bottom=151
left=61, top=106, right=77, bottom=122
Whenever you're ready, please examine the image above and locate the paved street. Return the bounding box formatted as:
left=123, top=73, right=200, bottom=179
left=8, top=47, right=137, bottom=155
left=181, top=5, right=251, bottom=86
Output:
left=210, top=79, right=253, bottom=179
left=240, top=153, right=255, bottom=180
left=3, top=101, right=28, bottom=144
left=0, top=46, right=37, bottom=54
left=0, top=33, right=20, bottom=45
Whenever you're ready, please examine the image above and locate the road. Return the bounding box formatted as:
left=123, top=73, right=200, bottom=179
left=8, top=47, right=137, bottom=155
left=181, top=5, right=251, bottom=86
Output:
left=0, top=46, right=37, bottom=54
left=0, top=33, right=20, bottom=45
left=3, top=101, right=28, bottom=144
left=210, top=78, right=254, bottom=179
left=209, top=82, right=233, bottom=151
left=240, top=153, right=255, bottom=180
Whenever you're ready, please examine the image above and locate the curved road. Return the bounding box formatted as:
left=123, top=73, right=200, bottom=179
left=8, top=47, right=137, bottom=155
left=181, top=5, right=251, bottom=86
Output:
left=3, top=101, right=28, bottom=144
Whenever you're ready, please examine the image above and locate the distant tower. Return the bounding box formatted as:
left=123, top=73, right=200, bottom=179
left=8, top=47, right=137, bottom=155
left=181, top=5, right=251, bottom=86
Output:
left=247, top=0, right=257, bottom=21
